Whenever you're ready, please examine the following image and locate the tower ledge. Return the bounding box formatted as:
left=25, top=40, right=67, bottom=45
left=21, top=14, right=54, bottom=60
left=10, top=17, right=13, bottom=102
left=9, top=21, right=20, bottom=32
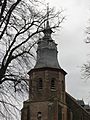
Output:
left=28, top=67, right=67, bottom=76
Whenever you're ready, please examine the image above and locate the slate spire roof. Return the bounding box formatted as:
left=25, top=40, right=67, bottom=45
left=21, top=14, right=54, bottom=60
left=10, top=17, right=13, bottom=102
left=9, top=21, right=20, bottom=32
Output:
left=34, top=5, right=60, bottom=69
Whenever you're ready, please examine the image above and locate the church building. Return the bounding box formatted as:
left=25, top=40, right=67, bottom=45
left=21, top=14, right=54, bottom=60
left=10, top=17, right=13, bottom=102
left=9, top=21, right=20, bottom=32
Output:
left=21, top=8, right=90, bottom=120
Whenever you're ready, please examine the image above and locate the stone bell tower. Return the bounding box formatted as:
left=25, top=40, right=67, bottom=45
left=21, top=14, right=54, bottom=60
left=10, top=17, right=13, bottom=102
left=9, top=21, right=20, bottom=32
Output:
left=21, top=6, right=67, bottom=120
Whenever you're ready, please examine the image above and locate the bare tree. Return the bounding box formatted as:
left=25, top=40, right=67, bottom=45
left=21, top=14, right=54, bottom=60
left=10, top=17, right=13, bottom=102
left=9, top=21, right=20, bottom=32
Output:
left=0, top=0, right=65, bottom=119
left=82, top=23, right=90, bottom=79
left=82, top=62, right=90, bottom=80
left=0, top=0, right=22, bottom=40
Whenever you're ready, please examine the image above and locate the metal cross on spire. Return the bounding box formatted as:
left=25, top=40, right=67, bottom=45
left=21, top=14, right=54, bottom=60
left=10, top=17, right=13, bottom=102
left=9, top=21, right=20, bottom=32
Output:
left=46, top=3, right=50, bottom=29
left=43, top=3, right=53, bottom=34
left=43, top=3, right=53, bottom=38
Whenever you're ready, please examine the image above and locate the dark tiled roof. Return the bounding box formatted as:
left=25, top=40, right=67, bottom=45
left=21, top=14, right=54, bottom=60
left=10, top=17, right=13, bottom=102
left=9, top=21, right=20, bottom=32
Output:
left=84, top=105, right=90, bottom=110
left=77, top=100, right=85, bottom=106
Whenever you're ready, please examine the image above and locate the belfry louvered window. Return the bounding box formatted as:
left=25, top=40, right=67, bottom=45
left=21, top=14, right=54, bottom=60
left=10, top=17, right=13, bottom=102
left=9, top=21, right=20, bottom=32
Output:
left=38, top=78, right=43, bottom=90
left=51, top=78, right=55, bottom=89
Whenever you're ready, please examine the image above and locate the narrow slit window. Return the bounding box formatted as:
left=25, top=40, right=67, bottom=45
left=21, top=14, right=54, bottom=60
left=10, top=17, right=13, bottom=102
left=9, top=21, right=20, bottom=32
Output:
left=62, top=80, right=65, bottom=92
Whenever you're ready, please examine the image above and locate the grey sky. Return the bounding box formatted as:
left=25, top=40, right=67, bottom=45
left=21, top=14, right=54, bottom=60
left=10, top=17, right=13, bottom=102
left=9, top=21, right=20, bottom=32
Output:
left=46, top=0, right=90, bottom=103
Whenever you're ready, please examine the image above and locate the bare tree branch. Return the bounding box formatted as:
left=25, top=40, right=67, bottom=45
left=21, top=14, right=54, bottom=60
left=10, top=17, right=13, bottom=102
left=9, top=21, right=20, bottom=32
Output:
left=0, top=0, right=65, bottom=119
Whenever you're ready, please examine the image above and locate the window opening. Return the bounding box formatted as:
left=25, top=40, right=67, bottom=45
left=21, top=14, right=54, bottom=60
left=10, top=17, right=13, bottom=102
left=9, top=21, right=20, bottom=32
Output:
left=51, top=78, right=55, bottom=89
left=62, top=80, right=65, bottom=92
left=38, top=78, right=43, bottom=90
left=37, top=112, right=42, bottom=120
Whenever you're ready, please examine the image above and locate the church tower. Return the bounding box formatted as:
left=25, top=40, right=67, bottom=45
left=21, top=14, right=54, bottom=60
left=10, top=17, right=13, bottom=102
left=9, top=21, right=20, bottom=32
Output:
left=21, top=6, right=67, bottom=120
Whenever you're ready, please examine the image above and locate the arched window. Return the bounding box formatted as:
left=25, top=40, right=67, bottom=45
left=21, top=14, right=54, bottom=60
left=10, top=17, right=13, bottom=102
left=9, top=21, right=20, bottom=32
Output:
left=37, top=112, right=42, bottom=120
left=51, top=78, right=55, bottom=89
left=37, top=78, right=43, bottom=90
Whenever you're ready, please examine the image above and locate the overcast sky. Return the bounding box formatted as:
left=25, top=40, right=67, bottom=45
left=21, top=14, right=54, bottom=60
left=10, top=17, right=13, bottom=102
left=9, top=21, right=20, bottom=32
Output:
left=45, top=0, right=90, bottom=104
